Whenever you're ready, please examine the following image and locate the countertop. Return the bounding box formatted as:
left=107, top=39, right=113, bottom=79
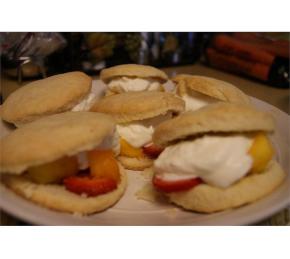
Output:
left=0, top=63, right=289, bottom=225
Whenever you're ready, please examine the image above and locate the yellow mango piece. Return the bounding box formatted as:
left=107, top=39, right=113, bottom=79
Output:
left=248, top=133, right=274, bottom=174
left=88, top=150, right=120, bottom=183
left=27, top=156, right=78, bottom=184
left=120, top=138, right=144, bottom=158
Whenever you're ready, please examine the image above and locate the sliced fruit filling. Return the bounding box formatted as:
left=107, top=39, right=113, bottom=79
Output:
left=142, top=143, right=164, bottom=158
left=120, top=138, right=144, bottom=158
left=27, top=156, right=79, bottom=184
left=63, top=177, right=117, bottom=197
left=248, top=133, right=274, bottom=174
left=153, top=175, right=203, bottom=193
left=25, top=150, right=120, bottom=197
left=120, top=138, right=163, bottom=159
left=88, top=150, right=120, bottom=183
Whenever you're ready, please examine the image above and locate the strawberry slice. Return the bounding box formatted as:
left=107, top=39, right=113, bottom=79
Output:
left=153, top=175, right=202, bottom=193
left=63, top=176, right=117, bottom=197
left=142, top=143, right=164, bottom=158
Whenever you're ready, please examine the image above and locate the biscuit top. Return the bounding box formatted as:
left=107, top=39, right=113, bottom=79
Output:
left=100, top=64, right=168, bottom=83
left=0, top=112, right=115, bottom=174
left=153, top=102, right=274, bottom=146
left=172, top=74, right=251, bottom=105
left=90, top=91, right=185, bottom=123
left=1, top=72, right=92, bottom=124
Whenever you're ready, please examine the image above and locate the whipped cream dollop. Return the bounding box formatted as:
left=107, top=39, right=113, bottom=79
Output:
left=107, top=77, right=161, bottom=93
left=76, top=129, right=120, bottom=170
left=182, top=90, right=218, bottom=111
left=154, top=135, right=254, bottom=188
left=117, top=124, right=154, bottom=148
left=116, top=113, right=172, bottom=148
left=71, top=92, right=97, bottom=112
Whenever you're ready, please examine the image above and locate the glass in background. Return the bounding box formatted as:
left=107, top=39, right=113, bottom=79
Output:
left=0, top=32, right=66, bottom=83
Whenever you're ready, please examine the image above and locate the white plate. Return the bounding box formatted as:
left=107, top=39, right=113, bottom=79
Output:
left=0, top=80, right=289, bottom=225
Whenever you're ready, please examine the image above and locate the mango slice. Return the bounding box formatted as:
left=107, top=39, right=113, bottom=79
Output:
left=248, top=133, right=274, bottom=174
left=88, top=150, right=120, bottom=183
left=27, top=156, right=78, bottom=184
left=120, top=138, right=144, bottom=158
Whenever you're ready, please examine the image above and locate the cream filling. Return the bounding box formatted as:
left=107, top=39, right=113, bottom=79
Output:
left=117, top=124, right=154, bottom=148
left=182, top=91, right=218, bottom=111
left=154, top=135, right=254, bottom=188
left=71, top=91, right=98, bottom=112
left=76, top=129, right=120, bottom=170
left=116, top=113, right=172, bottom=148
left=107, top=77, right=162, bottom=93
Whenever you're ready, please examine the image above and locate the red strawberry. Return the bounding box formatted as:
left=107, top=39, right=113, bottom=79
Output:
left=63, top=176, right=117, bottom=197
left=142, top=143, right=164, bottom=158
left=152, top=175, right=202, bottom=193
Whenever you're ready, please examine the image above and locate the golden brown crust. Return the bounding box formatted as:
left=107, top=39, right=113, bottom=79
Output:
left=100, top=64, right=168, bottom=83
left=118, top=156, right=153, bottom=170
left=2, top=164, right=127, bottom=215
left=91, top=91, right=185, bottom=123
left=168, top=161, right=286, bottom=213
left=1, top=72, right=92, bottom=125
left=153, top=102, right=275, bottom=147
left=0, top=112, right=115, bottom=174
left=173, top=74, right=251, bottom=105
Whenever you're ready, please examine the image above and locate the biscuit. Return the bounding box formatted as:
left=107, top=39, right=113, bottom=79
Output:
left=91, top=91, right=184, bottom=170
left=1, top=72, right=92, bottom=125
left=167, top=160, right=285, bottom=213
left=0, top=112, right=115, bottom=174
left=91, top=91, right=185, bottom=123
left=2, top=163, right=127, bottom=215
left=173, top=74, right=251, bottom=105
left=100, top=64, right=168, bottom=83
left=118, top=156, right=153, bottom=170
left=153, top=102, right=274, bottom=147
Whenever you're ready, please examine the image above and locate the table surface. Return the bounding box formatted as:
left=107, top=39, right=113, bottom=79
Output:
left=1, top=63, right=289, bottom=225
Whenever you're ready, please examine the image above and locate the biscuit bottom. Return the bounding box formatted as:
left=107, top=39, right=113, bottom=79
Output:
left=167, top=160, right=286, bottom=213
left=118, top=156, right=153, bottom=171
left=2, top=164, right=127, bottom=215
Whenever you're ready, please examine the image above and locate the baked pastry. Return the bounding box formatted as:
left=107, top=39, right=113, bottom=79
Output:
left=172, top=74, right=251, bottom=111
left=0, top=112, right=127, bottom=215
left=151, top=103, right=285, bottom=213
left=100, top=64, right=168, bottom=95
left=1, top=72, right=97, bottom=126
left=91, top=91, right=185, bottom=170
